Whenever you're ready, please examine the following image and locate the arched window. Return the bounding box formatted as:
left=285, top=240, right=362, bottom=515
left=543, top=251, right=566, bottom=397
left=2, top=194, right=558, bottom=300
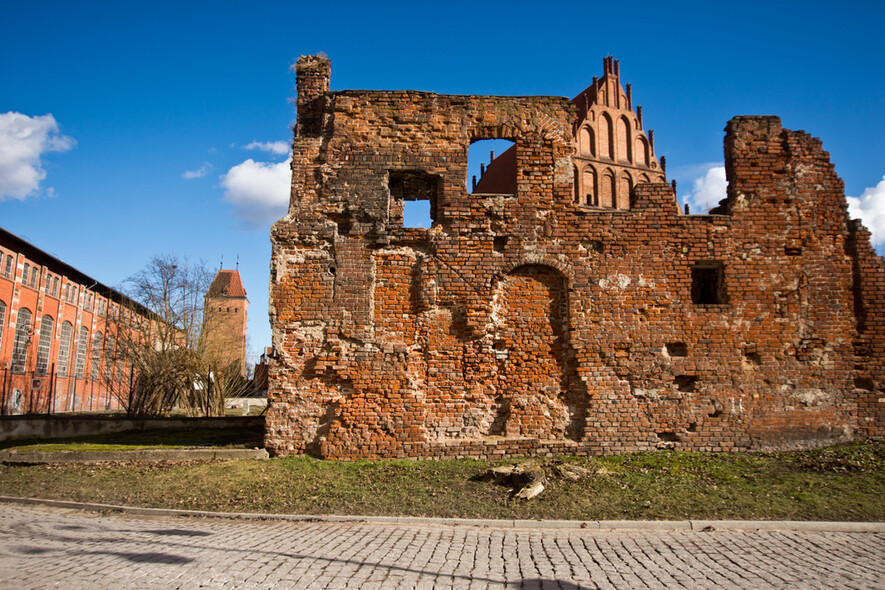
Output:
left=599, top=114, right=613, bottom=160
left=618, top=172, right=633, bottom=209
left=617, top=116, right=632, bottom=163
left=578, top=126, right=595, bottom=156
left=0, top=300, right=6, bottom=351
left=75, top=327, right=88, bottom=379
left=91, top=332, right=103, bottom=380
left=11, top=308, right=32, bottom=373
left=58, top=321, right=73, bottom=377
left=634, top=136, right=650, bottom=167
left=105, top=335, right=116, bottom=382
left=22, top=263, right=30, bottom=286
left=583, top=168, right=598, bottom=206
left=36, top=315, right=54, bottom=376
left=600, top=169, right=615, bottom=208
left=3, top=255, right=12, bottom=278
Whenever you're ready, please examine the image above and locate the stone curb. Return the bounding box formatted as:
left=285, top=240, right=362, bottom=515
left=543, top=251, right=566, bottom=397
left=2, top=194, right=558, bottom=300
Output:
left=0, top=448, right=269, bottom=464
left=1, top=496, right=882, bottom=532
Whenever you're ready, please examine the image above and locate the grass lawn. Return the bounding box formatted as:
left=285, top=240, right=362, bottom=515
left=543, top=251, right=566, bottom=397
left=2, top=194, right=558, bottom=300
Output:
left=1, top=438, right=883, bottom=522
left=0, top=427, right=264, bottom=453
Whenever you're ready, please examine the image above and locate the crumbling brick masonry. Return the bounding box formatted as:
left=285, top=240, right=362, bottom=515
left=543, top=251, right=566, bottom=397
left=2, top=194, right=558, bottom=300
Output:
left=266, top=55, right=885, bottom=459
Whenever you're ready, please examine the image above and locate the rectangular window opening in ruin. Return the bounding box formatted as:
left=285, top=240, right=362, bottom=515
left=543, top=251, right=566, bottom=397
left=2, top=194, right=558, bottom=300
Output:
left=468, top=139, right=516, bottom=195
left=691, top=262, right=726, bottom=304
left=388, top=170, right=440, bottom=229
left=666, top=342, right=688, bottom=357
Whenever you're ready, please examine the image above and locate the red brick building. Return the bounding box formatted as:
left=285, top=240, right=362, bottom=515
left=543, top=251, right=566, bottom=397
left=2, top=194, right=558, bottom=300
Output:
left=266, top=55, right=885, bottom=459
left=0, top=227, right=150, bottom=413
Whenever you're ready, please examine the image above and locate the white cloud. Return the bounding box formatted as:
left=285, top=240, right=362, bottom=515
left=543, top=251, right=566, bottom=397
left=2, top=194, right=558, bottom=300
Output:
left=183, top=162, right=212, bottom=179
left=0, top=112, right=75, bottom=201
left=847, top=175, right=885, bottom=246
left=220, top=158, right=291, bottom=229
left=681, top=164, right=727, bottom=213
left=243, top=140, right=290, bottom=155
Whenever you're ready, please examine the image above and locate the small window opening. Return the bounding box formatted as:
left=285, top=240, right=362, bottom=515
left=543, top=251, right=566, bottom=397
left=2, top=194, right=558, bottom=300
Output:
left=691, top=262, right=726, bottom=304
left=388, top=170, right=440, bottom=229
left=674, top=375, right=698, bottom=392
left=493, top=236, right=508, bottom=253
left=742, top=345, right=761, bottom=367
left=468, top=139, right=516, bottom=194
left=403, top=200, right=431, bottom=228
left=582, top=239, right=604, bottom=254
left=666, top=342, right=688, bottom=357
left=854, top=378, right=874, bottom=391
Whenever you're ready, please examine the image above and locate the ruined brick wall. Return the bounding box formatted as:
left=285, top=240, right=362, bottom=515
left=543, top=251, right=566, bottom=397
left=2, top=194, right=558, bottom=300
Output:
left=847, top=221, right=885, bottom=437
left=266, top=55, right=884, bottom=459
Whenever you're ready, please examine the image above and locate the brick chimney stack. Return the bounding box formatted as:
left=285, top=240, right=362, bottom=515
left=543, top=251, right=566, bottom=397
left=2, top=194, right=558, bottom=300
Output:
left=294, top=54, right=331, bottom=137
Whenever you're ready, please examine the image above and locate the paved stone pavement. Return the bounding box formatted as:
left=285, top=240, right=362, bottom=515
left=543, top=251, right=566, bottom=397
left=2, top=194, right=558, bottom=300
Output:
left=1, top=503, right=883, bottom=589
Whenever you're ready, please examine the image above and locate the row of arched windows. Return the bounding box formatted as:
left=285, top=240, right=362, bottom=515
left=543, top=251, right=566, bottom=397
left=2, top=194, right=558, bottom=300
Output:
left=576, top=113, right=651, bottom=167
left=0, top=301, right=124, bottom=381
left=574, top=165, right=655, bottom=209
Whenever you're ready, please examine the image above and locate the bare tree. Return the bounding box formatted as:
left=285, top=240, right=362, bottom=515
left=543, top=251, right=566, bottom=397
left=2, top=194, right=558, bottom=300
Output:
left=108, top=254, right=247, bottom=417
left=125, top=253, right=212, bottom=352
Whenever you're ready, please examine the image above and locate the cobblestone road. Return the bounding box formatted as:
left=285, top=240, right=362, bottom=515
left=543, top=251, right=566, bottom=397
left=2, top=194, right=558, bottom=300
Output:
left=1, top=503, right=883, bottom=589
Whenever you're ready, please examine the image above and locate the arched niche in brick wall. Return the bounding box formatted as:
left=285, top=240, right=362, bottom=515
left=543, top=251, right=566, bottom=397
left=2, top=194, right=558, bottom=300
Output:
left=490, top=264, right=585, bottom=441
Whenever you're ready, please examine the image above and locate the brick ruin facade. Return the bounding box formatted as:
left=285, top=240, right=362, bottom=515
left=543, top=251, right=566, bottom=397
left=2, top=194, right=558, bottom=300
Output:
left=266, top=55, right=885, bottom=459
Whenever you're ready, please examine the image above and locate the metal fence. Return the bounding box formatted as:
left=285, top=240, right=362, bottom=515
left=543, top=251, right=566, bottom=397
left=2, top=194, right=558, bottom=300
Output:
left=0, top=367, right=132, bottom=415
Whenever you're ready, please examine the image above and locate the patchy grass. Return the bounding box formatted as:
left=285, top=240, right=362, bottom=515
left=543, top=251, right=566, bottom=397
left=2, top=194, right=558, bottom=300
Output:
left=0, top=440, right=882, bottom=521
left=0, top=427, right=263, bottom=453
left=223, top=404, right=267, bottom=417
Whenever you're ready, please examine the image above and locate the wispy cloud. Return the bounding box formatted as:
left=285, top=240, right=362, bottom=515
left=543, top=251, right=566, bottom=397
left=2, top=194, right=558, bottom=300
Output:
left=182, top=162, right=212, bottom=179
left=243, top=141, right=290, bottom=155
left=220, top=158, right=291, bottom=229
left=847, top=175, right=885, bottom=247
left=0, top=112, right=75, bottom=201
left=677, top=163, right=727, bottom=213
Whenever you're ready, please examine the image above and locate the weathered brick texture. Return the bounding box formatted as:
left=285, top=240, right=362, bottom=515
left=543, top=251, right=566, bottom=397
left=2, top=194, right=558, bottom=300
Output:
left=266, top=55, right=885, bottom=459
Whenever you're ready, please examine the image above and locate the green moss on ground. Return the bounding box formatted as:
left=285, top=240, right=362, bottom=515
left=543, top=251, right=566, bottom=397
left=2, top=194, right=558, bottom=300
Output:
left=1, top=440, right=883, bottom=521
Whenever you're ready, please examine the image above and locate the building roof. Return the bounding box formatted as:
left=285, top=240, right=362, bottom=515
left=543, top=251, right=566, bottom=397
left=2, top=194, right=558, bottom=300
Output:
left=206, top=269, right=247, bottom=299
left=0, top=224, right=154, bottom=317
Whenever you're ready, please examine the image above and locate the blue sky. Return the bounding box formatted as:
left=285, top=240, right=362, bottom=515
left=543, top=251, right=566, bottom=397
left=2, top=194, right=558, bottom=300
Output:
left=2, top=0, right=884, bottom=363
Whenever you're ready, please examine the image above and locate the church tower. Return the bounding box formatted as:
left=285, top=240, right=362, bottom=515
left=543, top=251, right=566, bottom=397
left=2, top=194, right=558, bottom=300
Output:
left=203, top=269, right=248, bottom=376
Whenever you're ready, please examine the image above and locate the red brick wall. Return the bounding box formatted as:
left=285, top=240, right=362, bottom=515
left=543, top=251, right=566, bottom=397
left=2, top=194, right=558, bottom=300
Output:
left=266, top=57, right=884, bottom=459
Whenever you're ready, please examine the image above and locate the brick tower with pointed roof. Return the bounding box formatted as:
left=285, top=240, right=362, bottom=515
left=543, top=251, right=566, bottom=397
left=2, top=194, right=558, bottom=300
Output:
left=203, top=269, right=248, bottom=376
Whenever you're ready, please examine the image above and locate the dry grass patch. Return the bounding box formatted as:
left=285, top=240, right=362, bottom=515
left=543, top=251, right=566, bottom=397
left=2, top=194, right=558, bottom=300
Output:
left=1, top=440, right=882, bottom=521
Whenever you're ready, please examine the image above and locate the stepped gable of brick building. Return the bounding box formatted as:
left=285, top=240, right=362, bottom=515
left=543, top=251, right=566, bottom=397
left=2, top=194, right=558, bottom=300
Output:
left=265, top=54, right=885, bottom=459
